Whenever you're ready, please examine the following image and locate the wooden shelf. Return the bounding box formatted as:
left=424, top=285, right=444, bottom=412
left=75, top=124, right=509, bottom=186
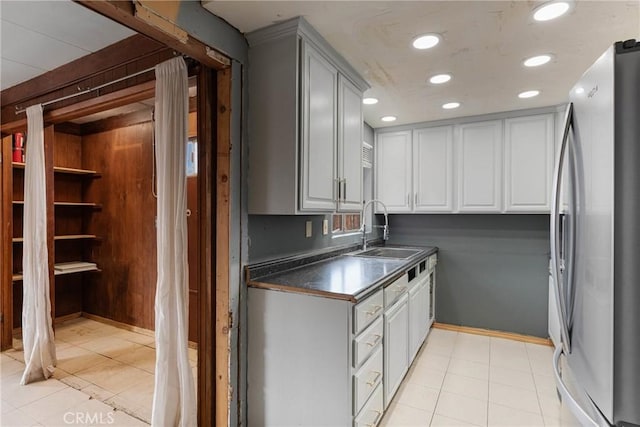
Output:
left=55, top=234, right=98, bottom=241
left=12, top=162, right=99, bottom=177
left=14, top=234, right=98, bottom=243
left=54, top=166, right=99, bottom=176
left=13, top=201, right=101, bottom=208
left=55, top=202, right=101, bottom=208
left=12, top=263, right=101, bottom=282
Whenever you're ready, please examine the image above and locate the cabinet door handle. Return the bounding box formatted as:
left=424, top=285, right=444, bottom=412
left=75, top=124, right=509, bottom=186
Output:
left=365, top=305, right=382, bottom=316
left=335, top=178, right=340, bottom=202
left=342, top=179, right=347, bottom=201
left=366, top=410, right=383, bottom=427
left=366, top=334, right=382, bottom=347
left=407, top=193, right=410, bottom=206
left=366, top=371, right=382, bottom=387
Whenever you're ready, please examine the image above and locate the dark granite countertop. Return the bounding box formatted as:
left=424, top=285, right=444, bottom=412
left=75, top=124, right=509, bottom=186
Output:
left=247, top=245, right=438, bottom=302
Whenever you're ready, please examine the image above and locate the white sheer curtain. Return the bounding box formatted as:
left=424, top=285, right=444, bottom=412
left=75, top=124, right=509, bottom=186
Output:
left=151, top=57, right=196, bottom=426
left=21, top=104, right=56, bottom=385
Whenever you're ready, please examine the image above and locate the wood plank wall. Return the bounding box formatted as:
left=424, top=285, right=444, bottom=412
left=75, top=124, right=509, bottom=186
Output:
left=82, top=122, right=157, bottom=330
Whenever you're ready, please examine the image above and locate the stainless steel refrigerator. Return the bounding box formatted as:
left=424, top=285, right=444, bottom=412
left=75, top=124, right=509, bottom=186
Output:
left=550, top=39, right=640, bottom=426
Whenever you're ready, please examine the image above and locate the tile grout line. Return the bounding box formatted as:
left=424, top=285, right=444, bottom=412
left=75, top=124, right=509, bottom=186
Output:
left=426, top=334, right=452, bottom=427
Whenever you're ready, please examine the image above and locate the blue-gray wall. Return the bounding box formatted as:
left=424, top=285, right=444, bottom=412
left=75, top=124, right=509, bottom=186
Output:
left=388, top=214, right=550, bottom=337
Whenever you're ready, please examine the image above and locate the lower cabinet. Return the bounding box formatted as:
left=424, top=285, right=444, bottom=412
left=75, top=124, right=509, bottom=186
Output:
left=247, top=254, right=438, bottom=426
left=384, top=293, right=409, bottom=407
left=409, top=276, right=429, bottom=362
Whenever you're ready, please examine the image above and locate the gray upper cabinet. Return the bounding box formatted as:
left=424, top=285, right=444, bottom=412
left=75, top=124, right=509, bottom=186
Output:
left=338, top=75, right=364, bottom=211
left=300, top=43, right=338, bottom=211
left=247, top=17, right=369, bottom=215
left=375, top=131, right=413, bottom=213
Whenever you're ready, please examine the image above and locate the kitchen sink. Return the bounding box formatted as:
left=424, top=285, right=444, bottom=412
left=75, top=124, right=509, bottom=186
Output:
left=351, top=247, right=421, bottom=259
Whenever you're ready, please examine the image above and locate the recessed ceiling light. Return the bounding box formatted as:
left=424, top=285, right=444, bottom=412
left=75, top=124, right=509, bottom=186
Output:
left=442, top=102, right=460, bottom=110
left=533, top=1, right=570, bottom=21
left=429, top=74, right=452, bottom=84
left=381, top=115, right=397, bottom=122
left=524, top=54, right=552, bottom=67
left=575, top=87, right=585, bottom=94
left=363, top=97, right=379, bottom=105
left=519, top=90, right=540, bottom=98
left=412, top=34, right=440, bottom=50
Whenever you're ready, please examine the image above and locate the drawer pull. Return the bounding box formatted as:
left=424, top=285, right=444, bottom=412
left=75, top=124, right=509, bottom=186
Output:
left=366, top=371, right=382, bottom=387
left=365, top=305, right=382, bottom=316
left=393, top=286, right=407, bottom=293
left=366, top=410, right=383, bottom=427
left=366, top=334, right=382, bottom=347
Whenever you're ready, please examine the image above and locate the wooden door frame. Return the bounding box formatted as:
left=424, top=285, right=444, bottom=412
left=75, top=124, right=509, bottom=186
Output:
left=1, top=136, right=13, bottom=350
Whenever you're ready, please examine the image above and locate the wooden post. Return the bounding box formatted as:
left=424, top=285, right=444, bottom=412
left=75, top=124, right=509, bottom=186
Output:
left=215, top=66, right=232, bottom=427
left=1, top=135, right=14, bottom=350
left=197, top=65, right=215, bottom=427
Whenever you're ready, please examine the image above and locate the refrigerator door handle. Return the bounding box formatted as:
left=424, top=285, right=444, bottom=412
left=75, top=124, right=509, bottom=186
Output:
left=552, top=346, right=608, bottom=427
left=551, top=103, right=574, bottom=354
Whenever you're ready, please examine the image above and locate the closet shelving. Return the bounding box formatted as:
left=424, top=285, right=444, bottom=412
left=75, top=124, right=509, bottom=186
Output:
left=5, top=127, right=102, bottom=328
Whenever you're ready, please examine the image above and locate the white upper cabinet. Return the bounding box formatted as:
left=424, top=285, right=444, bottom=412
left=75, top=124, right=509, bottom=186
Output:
left=504, top=114, right=554, bottom=212
left=300, top=44, right=338, bottom=211
left=375, top=131, right=412, bottom=212
left=337, top=75, right=363, bottom=211
left=413, top=126, right=454, bottom=212
left=456, top=120, right=503, bottom=212
left=246, top=17, right=369, bottom=214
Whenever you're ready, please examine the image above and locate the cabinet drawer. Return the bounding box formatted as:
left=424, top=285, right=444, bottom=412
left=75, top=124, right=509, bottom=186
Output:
left=384, top=274, right=408, bottom=307
left=354, top=382, right=383, bottom=427
left=353, top=317, right=383, bottom=368
left=354, top=289, right=383, bottom=334
left=353, top=346, right=383, bottom=415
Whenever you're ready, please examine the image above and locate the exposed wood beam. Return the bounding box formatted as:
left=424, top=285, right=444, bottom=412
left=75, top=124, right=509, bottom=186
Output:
left=77, top=1, right=229, bottom=71
left=1, top=81, right=155, bottom=134
left=0, top=34, right=164, bottom=108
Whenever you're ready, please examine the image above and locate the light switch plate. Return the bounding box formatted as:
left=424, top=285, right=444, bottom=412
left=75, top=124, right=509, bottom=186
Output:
left=305, top=220, right=312, bottom=238
left=322, top=219, right=328, bottom=235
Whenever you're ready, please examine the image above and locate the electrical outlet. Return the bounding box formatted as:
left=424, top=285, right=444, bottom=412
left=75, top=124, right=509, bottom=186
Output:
left=305, top=221, right=312, bottom=238
left=322, top=219, right=329, bottom=235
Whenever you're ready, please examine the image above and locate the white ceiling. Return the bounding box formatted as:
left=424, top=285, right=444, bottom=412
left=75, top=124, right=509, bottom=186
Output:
left=202, top=0, right=640, bottom=127
left=1, top=1, right=638, bottom=129
left=0, top=0, right=134, bottom=91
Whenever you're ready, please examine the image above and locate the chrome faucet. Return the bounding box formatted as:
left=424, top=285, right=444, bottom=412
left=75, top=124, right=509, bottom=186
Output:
left=360, top=200, right=389, bottom=251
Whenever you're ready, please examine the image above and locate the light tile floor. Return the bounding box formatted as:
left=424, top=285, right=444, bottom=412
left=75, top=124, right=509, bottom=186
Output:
left=3, top=321, right=563, bottom=427
left=381, top=328, right=567, bottom=427
left=1, top=317, right=198, bottom=427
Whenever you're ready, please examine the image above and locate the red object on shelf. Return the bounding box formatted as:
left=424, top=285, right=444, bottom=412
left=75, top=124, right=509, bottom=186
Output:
left=12, top=133, right=24, bottom=163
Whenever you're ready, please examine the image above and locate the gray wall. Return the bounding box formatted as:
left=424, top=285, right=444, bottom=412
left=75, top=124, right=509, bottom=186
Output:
left=248, top=215, right=361, bottom=262
left=388, top=214, right=550, bottom=338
